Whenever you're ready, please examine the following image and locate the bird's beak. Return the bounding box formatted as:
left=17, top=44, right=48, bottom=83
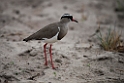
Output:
left=72, top=19, right=78, bottom=23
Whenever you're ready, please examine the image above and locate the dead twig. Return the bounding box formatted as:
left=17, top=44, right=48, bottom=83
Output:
left=0, top=74, right=20, bottom=81
left=27, top=73, right=40, bottom=80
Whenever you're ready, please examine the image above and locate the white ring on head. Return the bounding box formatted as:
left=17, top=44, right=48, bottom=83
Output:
left=63, top=13, right=72, bottom=17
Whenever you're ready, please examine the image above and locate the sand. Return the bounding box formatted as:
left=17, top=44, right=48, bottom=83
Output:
left=0, top=0, right=124, bottom=83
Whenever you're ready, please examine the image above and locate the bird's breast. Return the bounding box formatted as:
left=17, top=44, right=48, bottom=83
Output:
left=58, top=25, right=68, bottom=40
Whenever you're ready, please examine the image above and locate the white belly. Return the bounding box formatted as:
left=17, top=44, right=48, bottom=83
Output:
left=42, top=35, right=58, bottom=43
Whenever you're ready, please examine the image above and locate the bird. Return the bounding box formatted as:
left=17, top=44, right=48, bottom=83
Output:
left=23, top=13, right=78, bottom=69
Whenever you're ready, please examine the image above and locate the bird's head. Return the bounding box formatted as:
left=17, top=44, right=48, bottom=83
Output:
left=60, top=13, right=78, bottom=23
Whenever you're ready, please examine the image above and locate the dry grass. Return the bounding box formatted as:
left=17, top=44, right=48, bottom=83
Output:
left=97, top=26, right=123, bottom=52
left=115, top=0, right=124, bottom=12
left=115, top=0, right=124, bottom=20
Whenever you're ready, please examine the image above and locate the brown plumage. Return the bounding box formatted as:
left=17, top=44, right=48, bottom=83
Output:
left=23, top=23, right=60, bottom=42
left=23, top=13, right=78, bottom=69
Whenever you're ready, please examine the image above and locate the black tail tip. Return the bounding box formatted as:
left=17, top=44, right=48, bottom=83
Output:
left=23, top=39, right=28, bottom=42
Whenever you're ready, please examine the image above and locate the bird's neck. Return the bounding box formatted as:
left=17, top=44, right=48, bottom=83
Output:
left=59, top=21, right=69, bottom=28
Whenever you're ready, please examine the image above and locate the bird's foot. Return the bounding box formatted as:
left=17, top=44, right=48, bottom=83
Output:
left=52, top=64, right=56, bottom=69
left=52, top=66, right=58, bottom=70
left=44, top=62, right=48, bottom=66
left=52, top=66, right=55, bottom=69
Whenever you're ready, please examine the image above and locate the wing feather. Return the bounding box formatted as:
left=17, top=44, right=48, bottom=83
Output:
left=23, top=23, right=59, bottom=42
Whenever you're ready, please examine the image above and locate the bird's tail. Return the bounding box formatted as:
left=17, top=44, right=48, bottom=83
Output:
left=23, top=38, right=29, bottom=42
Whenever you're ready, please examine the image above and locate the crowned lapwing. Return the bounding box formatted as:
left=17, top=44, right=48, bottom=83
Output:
left=23, top=13, right=78, bottom=69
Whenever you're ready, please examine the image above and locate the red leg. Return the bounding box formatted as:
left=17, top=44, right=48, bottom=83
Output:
left=49, top=44, right=55, bottom=69
left=44, top=43, right=48, bottom=66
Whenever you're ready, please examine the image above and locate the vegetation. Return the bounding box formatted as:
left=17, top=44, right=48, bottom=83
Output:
left=96, top=26, right=124, bottom=52
left=115, top=0, right=124, bottom=19
left=115, top=0, right=124, bottom=12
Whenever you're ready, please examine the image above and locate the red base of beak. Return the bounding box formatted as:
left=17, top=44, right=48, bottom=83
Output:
left=72, top=19, right=78, bottom=23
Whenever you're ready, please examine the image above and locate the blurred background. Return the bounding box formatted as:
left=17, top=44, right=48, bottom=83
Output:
left=0, top=0, right=124, bottom=41
left=0, top=0, right=124, bottom=83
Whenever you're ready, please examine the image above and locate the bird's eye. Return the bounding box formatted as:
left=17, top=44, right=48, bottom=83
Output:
left=69, top=16, right=73, bottom=20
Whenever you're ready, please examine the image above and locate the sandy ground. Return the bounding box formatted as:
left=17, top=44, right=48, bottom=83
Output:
left=0, top=0, right=124, bottom=83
